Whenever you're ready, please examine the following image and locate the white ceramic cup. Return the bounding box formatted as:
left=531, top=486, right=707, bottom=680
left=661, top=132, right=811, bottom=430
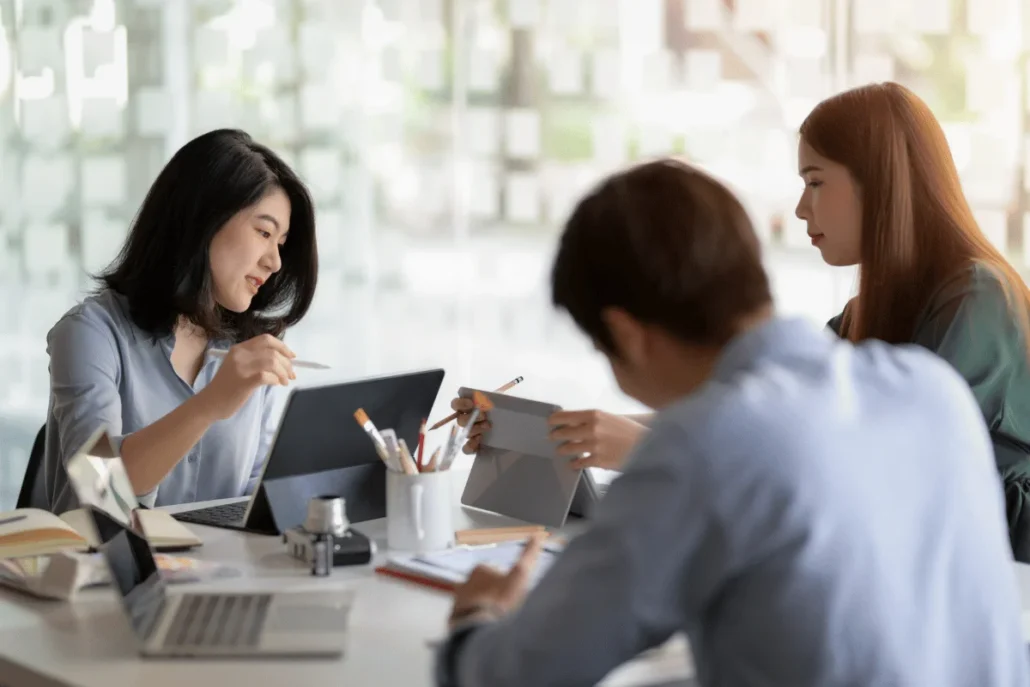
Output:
left=386, top=470, right=454, bottom=552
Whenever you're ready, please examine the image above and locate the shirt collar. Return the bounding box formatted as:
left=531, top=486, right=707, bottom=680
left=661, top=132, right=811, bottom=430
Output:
left=711, top=316, right=831, bottom=382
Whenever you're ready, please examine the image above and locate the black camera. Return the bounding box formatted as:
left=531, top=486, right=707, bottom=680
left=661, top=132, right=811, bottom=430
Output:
left=283, top=495, right=376, bottom=575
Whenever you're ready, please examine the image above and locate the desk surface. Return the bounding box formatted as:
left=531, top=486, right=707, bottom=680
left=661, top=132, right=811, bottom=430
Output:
left=0, top=493, right=693, bottom=687
left=5, top=491, right=1030, bottom=687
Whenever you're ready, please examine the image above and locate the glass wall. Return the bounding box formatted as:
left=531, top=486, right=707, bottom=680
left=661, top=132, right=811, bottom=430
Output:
left=1, top=0, right=1026, bottom=508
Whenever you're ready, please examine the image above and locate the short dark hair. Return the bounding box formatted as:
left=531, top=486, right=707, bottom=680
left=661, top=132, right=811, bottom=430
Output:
left=551, top=159, right=771, bottom=353
left=99, top=129, right=318, bottom=342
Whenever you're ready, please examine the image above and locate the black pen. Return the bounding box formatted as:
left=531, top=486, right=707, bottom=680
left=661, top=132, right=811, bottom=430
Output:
left=0, top=514, right=27, bottom=527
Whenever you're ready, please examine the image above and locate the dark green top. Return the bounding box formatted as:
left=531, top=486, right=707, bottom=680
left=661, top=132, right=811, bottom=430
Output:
left=829, top=263, right=1030, bottom=560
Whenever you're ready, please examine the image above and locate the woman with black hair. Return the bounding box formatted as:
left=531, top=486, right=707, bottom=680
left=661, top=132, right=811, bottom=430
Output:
left=43, top=129, right=319, bottom=512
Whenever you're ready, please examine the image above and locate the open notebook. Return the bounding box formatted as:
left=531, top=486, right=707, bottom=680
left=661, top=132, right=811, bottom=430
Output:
left=376, top=539, right=564, bottom=592
left=0, top=507, right=201, bottom=559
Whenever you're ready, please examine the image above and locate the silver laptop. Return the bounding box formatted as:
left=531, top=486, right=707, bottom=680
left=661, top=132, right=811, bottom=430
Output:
left=66, top=426, right=353, bottom=659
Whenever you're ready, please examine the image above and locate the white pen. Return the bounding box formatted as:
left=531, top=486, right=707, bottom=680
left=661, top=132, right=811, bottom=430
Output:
left=379, top=429, right=404, bottom=473
left=208, top=348, right=330, bottom=370
left=440, top=408, right=480, bottom=471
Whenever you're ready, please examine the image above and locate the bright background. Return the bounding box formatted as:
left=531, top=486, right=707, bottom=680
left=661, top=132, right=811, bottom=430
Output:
left=2, top=0, right=1028, bottom=508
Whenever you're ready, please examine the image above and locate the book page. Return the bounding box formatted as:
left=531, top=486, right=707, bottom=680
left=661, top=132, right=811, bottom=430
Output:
left=0, top=509, right=87, bottom=559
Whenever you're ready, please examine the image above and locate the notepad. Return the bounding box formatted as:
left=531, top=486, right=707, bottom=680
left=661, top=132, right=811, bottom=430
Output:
left=376, top=539, right=563, bottom=592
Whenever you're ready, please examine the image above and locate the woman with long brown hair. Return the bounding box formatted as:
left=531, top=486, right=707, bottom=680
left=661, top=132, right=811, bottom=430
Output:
left=796, top=81, right=1030, bottom=560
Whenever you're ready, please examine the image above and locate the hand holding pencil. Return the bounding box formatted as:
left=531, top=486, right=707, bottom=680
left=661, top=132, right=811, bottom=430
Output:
left=429, top=376, right=523, bottom=432
left=431, top=376, right=523, bottom=455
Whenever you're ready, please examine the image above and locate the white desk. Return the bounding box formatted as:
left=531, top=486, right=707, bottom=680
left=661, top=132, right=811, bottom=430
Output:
left=0, top=494, right=694, bottom=687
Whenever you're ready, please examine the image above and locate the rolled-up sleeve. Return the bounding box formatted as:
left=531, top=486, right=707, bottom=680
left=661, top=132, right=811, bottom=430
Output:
left=47, top=313, right=130, bottom=482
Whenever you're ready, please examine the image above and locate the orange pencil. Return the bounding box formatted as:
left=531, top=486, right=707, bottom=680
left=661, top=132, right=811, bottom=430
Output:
left=429, top=376, right=522, bottom=431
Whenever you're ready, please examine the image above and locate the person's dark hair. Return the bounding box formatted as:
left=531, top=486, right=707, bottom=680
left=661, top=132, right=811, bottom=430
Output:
left=99, top=128, right=318, bottom=342
left=551, top=159, right=772, bottom=354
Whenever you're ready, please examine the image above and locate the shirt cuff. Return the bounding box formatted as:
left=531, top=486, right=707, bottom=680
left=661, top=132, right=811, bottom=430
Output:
left=135, top=487, right=159, bottom=509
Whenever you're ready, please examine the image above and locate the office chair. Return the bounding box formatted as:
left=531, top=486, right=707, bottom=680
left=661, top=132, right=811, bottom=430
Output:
left=16, top=424, right=47, bottom=509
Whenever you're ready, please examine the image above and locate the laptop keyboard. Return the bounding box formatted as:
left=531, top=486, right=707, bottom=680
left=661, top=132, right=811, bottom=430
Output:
left=162, top=593, right=272, bottom=649
left=172, top=501, right=247, bottom=528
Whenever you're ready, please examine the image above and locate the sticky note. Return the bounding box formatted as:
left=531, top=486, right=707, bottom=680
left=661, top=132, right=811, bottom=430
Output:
left=300, top=84, right=340, bottom=130
left=133, top=87, right=170, bottom=137
left=193, top=27, right=229, bottom=65
left=81, top=211, right=126, bottom=274
left=638, top=126, right=673, bottom=157
left=785, top=58, right=826, bottom=99
left=22, top=155, right=73, bottom=220
left=17, top=27, right=62, bottom=72
left=965, top=56, right=1014, bottom=113
left=417, top=49, right=445, bottom=91
left=967, top=0, right=1016, bottom=36
left=897, top=0, right=949, bottom=33
left=642, top=50, right=674, bottom=92
left=80, top=97, right=126, bottom=139
left=300, top=147, right=341, bottom=201
left=548, top=0, right=581, bottom=28
left=853, top=0, right=895, bottom=33
left=24, top=222, right=70, bottom=274
left=592, top=115, right=627, bottom=164
left=469, top=48, right=500, bottom=93
left=81, top=156, right=127, bottom=207
left=192, top=90, right=236, bottom=133
left=467, top=107, right=501, bottom=155
left=81, top=29, right=116, bottom=77
left=505, top=109, right=541, bottom=159
left=507, top=0, right=541, bottom=28
left=315, top=207, right=344, bottom=265
left=734, top=0, right=779, bottom=31
left=853, top=54, right=895, bottom=84
left=683, top=0, right=724, bottom=29
left=20, top=97, right=70, bottom=147
left=505, top=172, right=540, bottom=223
left=299, top=23, right=337, bottom=75
left=548, top=49, right=583, bottom=95
left=591, top=49, right=622, bottom=99
left=786, top=0, right=824, bottom=28
left=469, top=163, right=500, bottom=219
left=683, top=49, right=721, bottom=90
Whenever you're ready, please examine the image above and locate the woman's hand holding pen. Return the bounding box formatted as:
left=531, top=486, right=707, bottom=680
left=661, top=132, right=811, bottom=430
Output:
left=548, top=410, right=648, bottom=471
left=199, top=334, right=296, bottom=420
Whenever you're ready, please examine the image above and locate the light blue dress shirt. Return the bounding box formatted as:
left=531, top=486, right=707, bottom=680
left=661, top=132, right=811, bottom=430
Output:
left=438, top=317, right=1030, bottom=687
left=43, top=289, right=283, bottom=512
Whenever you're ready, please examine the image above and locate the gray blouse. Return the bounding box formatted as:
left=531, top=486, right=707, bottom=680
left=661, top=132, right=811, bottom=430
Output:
left=43, top=289, right=282, bottom=512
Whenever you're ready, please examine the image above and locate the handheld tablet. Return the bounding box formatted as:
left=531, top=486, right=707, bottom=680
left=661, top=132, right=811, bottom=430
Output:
left=458, top=387, right=583, bottom=528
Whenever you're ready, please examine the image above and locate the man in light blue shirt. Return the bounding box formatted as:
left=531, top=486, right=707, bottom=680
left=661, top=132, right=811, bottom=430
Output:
left=435, top=160, right=1030, bottom=686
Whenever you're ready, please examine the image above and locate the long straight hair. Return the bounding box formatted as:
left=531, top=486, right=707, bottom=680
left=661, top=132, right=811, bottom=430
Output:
left=800, top=82, right=1030, bottom=344
left=100, top=129, right=318, bottom=342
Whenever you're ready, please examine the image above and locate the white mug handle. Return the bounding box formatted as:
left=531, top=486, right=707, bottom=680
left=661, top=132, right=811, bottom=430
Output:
left=410, top=483, right=425, bottom=541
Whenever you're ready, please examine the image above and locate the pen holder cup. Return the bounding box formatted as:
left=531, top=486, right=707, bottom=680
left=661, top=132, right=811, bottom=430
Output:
left=386, top=470, right=454, bottom=553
